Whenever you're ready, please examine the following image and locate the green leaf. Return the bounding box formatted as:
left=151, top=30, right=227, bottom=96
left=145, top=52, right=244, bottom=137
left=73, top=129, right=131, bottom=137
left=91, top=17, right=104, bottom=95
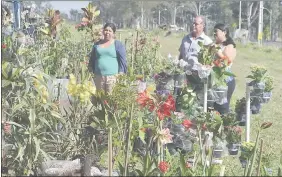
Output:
left=223, top=71, right=236, bottom=77
left=50, top=111, right=62, bottom=119
left=246, top=75, right=255, bottom=79
left=6, top=121, right=25, bottom=128
left=118, top=161, right=125, bottom=176
left=180, top=153, right=186, bottom=175
left=135, top=169, right=144, bottom=176
left=33, top=136, right=40, bottom=162
left=29, top=109, right=36, bottom=132
left=2, top=79, right=11, bottom=87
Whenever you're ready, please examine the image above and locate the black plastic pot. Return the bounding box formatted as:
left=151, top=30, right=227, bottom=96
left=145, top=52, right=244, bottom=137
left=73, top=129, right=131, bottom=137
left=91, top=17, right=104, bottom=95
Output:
left=239, top=157, right=248, bottom=168
left=213, top=149, right=223, bottom=158
left=228, top=143, right=240, bottom=155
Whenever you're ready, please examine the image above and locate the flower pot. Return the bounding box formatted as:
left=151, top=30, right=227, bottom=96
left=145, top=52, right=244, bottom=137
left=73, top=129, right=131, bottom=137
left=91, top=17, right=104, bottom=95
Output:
left=213, top=149, right=223, bottom=158
left=237, top=113, right=246, bottom=126
left=213, top=86, right=228, bottom=105
left=262, top=92, right=272, bottom=103
left=252, top=82, right=265, bottom=94
left=228, top=143, right=240, bottom=155
left=239, top=157, right=248, bottom=168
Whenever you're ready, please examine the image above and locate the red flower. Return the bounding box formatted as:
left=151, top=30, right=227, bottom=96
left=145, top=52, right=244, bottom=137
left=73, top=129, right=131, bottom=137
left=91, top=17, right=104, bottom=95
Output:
left=158, top=161, right=169, bottom=173
left=234, top=126, right=242, bottom=134
left=186, top=162, right=192, bottom=168
left=182, top=119, right=193, bottom=130
left=136, top=91, right=155, bottom=111
left=202, top=123, right=207, bottom=131
left=2, top=44, right=7, bottom=49
left=3, top=122, right=11, bottom=134
left=156, top=95, right=175, bottom=120
left=104, top=100, right=108, bottom=105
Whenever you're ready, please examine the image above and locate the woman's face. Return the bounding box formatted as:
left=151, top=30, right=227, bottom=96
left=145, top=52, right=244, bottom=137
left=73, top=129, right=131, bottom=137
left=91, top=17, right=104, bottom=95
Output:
left=214, top=28, right=226, bottom=44
left=103, top=26, right=114, bottom=41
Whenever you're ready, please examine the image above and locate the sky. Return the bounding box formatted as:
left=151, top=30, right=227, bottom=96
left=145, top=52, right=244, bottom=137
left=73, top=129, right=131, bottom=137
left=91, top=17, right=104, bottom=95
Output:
left=47, top=1, right=91, bottom=15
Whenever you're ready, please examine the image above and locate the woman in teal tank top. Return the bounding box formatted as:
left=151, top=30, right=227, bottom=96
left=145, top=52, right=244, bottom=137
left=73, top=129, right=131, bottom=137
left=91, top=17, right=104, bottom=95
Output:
left=89, top=23, right=127, bottom=94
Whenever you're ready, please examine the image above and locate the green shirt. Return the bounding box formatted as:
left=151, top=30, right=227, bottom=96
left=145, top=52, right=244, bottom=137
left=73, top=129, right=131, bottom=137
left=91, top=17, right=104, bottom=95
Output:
left=94, top=42, right=118, bottom=76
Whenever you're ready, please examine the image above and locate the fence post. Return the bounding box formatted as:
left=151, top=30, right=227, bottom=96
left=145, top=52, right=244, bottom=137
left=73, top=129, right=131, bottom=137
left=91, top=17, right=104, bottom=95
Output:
left=245, top=83, right=251, bottom=142
left=203, top=78, right=208, bottom=112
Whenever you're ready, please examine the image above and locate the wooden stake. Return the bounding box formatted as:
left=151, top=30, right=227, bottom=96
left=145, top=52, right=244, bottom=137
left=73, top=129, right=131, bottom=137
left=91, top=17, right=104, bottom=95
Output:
left=257, top=139, right=264, bottom=176
left=108, top=128, right=113, bottom=176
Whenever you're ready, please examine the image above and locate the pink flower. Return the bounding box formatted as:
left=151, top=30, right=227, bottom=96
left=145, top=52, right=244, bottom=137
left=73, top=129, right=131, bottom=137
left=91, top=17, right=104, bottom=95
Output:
left=157, top=128, right=173, bottom=145
left=2, top=44, right=7, bottom=49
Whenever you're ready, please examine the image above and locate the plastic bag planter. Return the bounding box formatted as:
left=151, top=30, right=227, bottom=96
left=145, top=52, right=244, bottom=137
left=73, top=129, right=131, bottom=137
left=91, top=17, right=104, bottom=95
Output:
left=213, top=86, right=228, bottom=105
left=251, top=81, right=265, bottom=94
left=174, top=73, right=186, bottom=88
left=207, top=89, right=218, bottom=108
left=166, top=124, right=193, bottom=155
left=196, top=64, right=212, bottom=80
left=262, top=92, right=272, bottom=103
left=155, top=72, right=174, bottom=92
left=237, top=113, right=246, bottom=126
left=250, top=97, right=262, bottom=114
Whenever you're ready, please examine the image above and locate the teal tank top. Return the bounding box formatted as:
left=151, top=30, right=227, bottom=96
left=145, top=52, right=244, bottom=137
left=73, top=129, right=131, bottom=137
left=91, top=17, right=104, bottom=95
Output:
left=94, top=42, right=118, bottom=76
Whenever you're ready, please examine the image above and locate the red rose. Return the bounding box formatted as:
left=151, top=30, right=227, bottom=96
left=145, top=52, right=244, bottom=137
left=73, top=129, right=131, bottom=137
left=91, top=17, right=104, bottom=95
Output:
left=158, top=161, right=169, bottom=173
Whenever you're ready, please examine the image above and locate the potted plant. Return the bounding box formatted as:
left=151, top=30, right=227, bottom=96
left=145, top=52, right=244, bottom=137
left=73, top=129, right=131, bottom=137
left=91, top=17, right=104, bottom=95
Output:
left=212, top=138, right=225, bottom=159
left=222, top=112, right=239, bottom=127
left=211, top=55, right=235, bottom=105
left=247, top=65, right=268, bottom=94
left=224, top=126, right=242, bottom=155
left=235, top=98, right=246, bottom=126
left=262, top=76, right=273, bottom=103
left=239, top=141, right=255, bottom=168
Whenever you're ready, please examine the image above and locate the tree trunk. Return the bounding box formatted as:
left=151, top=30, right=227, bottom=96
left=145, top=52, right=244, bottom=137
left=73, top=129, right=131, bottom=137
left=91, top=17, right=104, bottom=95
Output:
left=247, top=2, right=259, bottom=40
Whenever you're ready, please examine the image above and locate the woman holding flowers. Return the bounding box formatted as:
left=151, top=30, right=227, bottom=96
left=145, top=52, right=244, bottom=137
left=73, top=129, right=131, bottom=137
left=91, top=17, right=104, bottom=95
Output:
left=213, top=23, right=237, bottom=114
left=88, top=23, right=127, bottom=94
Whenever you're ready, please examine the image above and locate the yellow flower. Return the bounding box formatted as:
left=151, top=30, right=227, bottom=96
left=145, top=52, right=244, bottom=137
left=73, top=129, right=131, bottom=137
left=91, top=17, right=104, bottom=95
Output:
left=69, top=74, right=76, bottom=85
left=67, top=84, right=77, bottom=96
left=147, top=84, right=156, bottom=93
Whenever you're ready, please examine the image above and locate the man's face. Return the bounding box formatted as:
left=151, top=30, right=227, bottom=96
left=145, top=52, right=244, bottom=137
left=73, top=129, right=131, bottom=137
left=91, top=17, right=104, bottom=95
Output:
left=192, top=18, right=204, bottom=35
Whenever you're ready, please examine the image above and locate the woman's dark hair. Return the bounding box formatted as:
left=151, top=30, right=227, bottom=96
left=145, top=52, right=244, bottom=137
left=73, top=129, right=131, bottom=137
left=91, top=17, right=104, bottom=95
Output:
left=103, top=23, right=116, bottom=33
left=214, top=23, right=236, bottom=48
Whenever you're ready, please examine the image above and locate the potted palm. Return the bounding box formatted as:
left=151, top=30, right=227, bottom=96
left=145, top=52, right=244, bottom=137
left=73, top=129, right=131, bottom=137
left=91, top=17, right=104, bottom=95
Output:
left=262, top=76, right=273, bottom=103
left=225, top=126, right=242, bottom=155
left=235, top=98, right=246, bottom=126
